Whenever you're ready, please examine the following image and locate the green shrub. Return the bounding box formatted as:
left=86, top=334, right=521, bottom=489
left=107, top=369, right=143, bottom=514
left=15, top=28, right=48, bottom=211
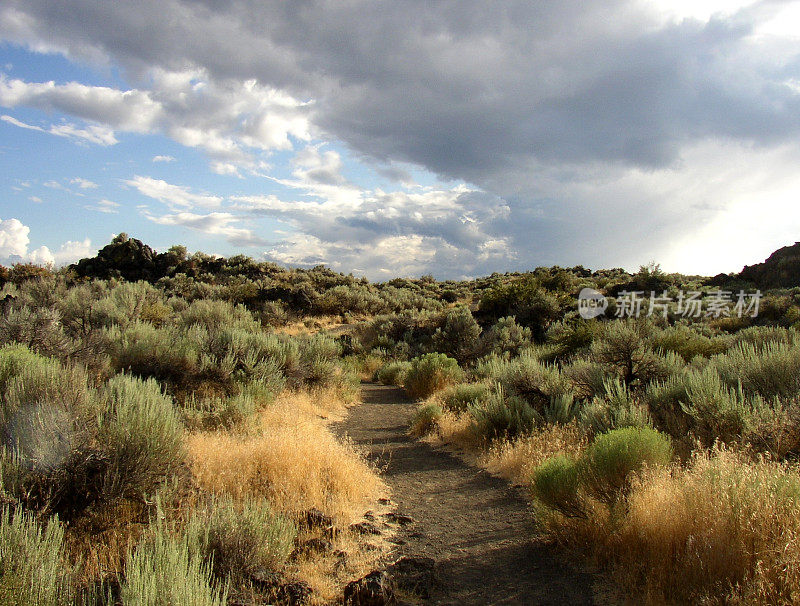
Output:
left=480, top=316, right=531, bottom=357
left=431, top=306, right=481, bottom=363
left=479, top=277, right=561, bottom=339
left=0, top=346, right=102, bottom=516
left=0, top=306, right=70, bottom=359
left=297, top=334, right=342, bottom=387
left=492, top=354, right=567, bottom=412
left=181, top=392, right=260, bottom=431
left=195, top=495, right=296, bottom=582
left=580, top=426, right=673, bottom=505
left=179, top=298, right=260, bottom=333
left=107, top=322, right=199, bottom=389
left=0, top=345, right=93, bottom=427
left=0, top=506, right=70, bottom=605
left=542, top=393, right=582, bottom=426
left=121, top=522, right=227, bottom=606
left=731, top=325, right=797, bottom=349
left=649, top=324, right=729, bottom=361
left=592, top=321, right=668, bottom=387
left=545, top=320, right=598, bottom=361
left=643, top=375, right=696, bottom=439
left=98, top=374, right=186, bottom=501
left=680, top=369, right=761, bottom=445
left=469, top=389, right=537, bottom=441
left=405, top=353, right=463, bottom=399
left=531, top=455, right=586, bottom=519
left=579, top=379, right=652, bottom=434
left=375, top=361, right=412, bottom=386
left=713, top=340, right=800, bottom=400
left=563, top=358, right=608, bottom=400
left=409, top=403, right=444, bottom=437
left=437, top=383, right=491, bottom=413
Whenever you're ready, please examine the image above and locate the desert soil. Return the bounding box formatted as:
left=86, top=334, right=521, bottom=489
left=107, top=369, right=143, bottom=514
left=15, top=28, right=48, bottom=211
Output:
left=333, top=383, right=599, bottom=605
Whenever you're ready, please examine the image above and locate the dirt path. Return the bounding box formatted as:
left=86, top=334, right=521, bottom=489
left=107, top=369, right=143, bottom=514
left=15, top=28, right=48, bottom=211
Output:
left=333, top=383, right=598, bottom=605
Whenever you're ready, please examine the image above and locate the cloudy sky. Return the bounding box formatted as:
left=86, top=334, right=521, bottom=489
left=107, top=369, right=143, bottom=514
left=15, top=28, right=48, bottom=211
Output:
left=1, top=1, right=799, bottom=279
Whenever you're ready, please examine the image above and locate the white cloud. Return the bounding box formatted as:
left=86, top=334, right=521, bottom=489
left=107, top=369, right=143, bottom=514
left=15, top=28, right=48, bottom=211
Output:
left=235, top=146, right=515, bottom=276
left=0, top=69, right=310, bottom=172
left=84, top=199, right=120, bottom=214
left=27, top=238, right=94, bottom=267
left=1, top=113, right=117, bottom=145
left=28, top=195, right=42, bottom=203
left=144, top=210, right=266, bottom=247
left=0, top=217, right=30, bottom=260
left=0, top=217, right=90, bottom=266
left=70, top=177, right=98, bottom=189
left=209, top=161, right=241, bottom=177
left=125, top=175, right=222, bottom=209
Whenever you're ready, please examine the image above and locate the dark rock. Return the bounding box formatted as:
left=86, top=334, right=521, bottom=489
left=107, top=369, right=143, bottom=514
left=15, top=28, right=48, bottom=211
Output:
left=386, top=556, right=437, bottom=599
left=350, top=521, right=382, bottom=536
left=273, top=581, right=313, bottom=605
left=382, top=513, right=414, bottom=526
left=299, top=508, right=333, bottom=531
left=738, top=241, right=800, bottom=289
left=344, top=570, right=395, bottom=605
left=333, top=549, right=348, bottom=569
left=249, top=569, right=282, bottom=591
left=377, top=498, right=392, bottom=506
left=364, top=510, right=375, bottom=520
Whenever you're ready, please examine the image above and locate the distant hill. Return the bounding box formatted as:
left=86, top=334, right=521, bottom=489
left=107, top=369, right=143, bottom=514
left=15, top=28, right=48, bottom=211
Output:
left=739, top=242, right=800, bottom=289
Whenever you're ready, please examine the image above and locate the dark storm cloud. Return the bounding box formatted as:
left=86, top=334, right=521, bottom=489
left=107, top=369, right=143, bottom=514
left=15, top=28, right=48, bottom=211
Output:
left=4, top=0, right=798, bottom=176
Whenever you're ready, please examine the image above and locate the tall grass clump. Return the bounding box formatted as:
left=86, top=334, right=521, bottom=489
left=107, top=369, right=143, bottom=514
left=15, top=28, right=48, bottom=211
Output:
left=469, top=388, right=538, bottom=441
left=0, top=506, right=70, bottom=605
left=712, top=339, right=800, bottom=400
left=121, top=522, right=227, bottom=606
left=611, top=448, right=800, bottom=603
left=188, top=391, right=383, bottom=524
left=437, top=382, right=491, bottom=413
left=194, top=495, right=296, bottom=582
left=404, top=353, right=463, bottom=399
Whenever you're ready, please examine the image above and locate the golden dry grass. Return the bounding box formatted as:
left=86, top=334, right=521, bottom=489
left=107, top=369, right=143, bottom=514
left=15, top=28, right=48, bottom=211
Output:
left=187, top=387, right=388, bottom=604
left=608, top=448, right=800, bottom=605
left=481, top=422, right=590, bottom=486
left=188, top=389, right=385, bottom=526
left=274, top=315, right=360, bottom=336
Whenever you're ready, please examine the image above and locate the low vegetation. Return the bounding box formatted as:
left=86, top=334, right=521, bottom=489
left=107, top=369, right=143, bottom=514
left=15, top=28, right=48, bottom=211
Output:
left=3, top=234, right=800, bottom=604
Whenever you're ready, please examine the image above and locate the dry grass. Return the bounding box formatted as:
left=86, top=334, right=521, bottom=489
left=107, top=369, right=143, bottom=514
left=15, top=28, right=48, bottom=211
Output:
left=607, top=448, right=800, bottom=605
left=481, top=422, right=589, bottom=486
left=424, top=410, right=480, bottom=453
left=188, top=387, right=388, bottom=604
left=285, top=532, right=387, bottom=604
left=188, top=389, right=384, bottom=526
left=274, top=316, right=358, bottom=337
